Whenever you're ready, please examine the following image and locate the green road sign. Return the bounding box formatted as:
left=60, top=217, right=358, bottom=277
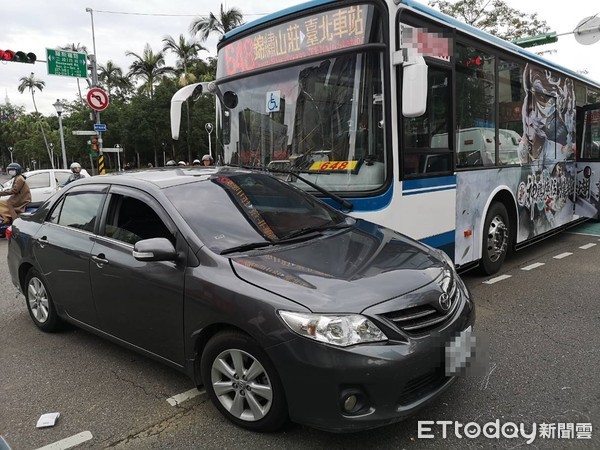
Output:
left=46, top=48, right=87, bottom=78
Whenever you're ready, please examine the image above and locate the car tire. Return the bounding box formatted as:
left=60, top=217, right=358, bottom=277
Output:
left=201, top=331, right=289, bottom=432
left=480, top=202, right=510, bottom=275
left=25, top=268, right=61, bottom=332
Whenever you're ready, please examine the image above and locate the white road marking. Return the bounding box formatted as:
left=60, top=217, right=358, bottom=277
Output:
left=521, top=262, right=545, bottom=271
left=36, top=431, right=93, bottom=450
left=553, top=252, right=573, bottom=259
left=483, top=274, right=512, bottom=284
left=167, top=388, right=204, bottom=406
left=579, top=243, right=597, bottom=250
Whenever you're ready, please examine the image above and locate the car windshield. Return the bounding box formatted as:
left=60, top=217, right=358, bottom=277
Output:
left=163, top=171, right=347, bottom=254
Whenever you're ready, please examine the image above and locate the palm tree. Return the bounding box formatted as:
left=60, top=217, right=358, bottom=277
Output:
left=98, top=60, right=124, bottom=100
left=17, top=73, right=53, bottom=168
left=162, top=34, right=206, bottom=83
left=59, top=43, right=88, bottom=104
left=189, top=4, right=244, bottom=42
left=125, top=44, right=173, bottom=98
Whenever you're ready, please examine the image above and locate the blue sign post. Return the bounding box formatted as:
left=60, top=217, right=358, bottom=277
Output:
left=94, top=123, right=107, bottom=132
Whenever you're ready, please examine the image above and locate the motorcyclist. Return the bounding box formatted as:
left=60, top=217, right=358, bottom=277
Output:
left=201, top=154, right=214, bottom=166
left=0, top=163, right=31, bottom=224
left=62, top=162, right=86, bottom=187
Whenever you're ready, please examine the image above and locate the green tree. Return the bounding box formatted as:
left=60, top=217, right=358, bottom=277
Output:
left=17, top=72, right=53, bottom=168
left=189, top=3, right=244, bottom=42
left=428, top=0, right=549, bottom=41
left=126, top=44, right=174, bottom=99
left=98, top=60, right=125, bottom=100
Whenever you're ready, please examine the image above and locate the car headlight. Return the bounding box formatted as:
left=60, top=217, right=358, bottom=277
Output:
left=278, top=311, right=388, bottom=347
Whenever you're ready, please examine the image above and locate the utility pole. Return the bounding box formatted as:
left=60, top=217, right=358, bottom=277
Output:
left=86, top=7, right=105, bottom=174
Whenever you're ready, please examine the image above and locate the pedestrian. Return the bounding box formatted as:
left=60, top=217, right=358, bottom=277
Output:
left=0, top=163, right=31, bottom=224
left=62, top=162, right=86, bottom=187
left=202, top=154, right=213, bottom=166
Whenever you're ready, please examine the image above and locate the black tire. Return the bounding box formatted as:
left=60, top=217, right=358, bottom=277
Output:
left=480, top=202, right=511, bottom=275
left=24, top=268, right=61, bottom=332
left=201, top=331, right=288, bottom=432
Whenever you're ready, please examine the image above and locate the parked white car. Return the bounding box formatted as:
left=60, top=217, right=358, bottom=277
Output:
left=3, top=168, right=90, bottom=207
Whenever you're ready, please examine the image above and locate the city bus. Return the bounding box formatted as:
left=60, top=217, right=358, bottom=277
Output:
left=170, top=0, right=600, bottom=275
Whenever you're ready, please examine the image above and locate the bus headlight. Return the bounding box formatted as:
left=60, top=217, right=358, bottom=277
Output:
left=278, top=311, right=388, bottom=347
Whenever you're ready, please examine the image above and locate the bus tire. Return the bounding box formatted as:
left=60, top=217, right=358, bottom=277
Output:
left=481, top=202, right=510, bottom=275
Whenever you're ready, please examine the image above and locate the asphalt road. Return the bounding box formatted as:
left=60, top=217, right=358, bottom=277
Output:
left=0, top=226, right=599, bottom=449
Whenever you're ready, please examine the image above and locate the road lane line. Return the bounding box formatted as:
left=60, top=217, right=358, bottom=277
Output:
left=167, top=388, right=204, bottom=406
left=483, top=274, right=512, bottom=284
left=553, top=252, right=573, bottom=259
left=521, top=262, right=545, bottom=271
left=36, top=431, right=93, bottom=450
left=579, top=243, right=597, bottom=250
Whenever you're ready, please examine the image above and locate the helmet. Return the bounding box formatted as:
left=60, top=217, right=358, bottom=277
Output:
left=201, top=154, right=213, bottom=162
left=7, top=162, right=22, bottom=176
left=192, top=159, right=201, bottom=165
left=177, top=161, right=187, bottom=166
left=166, top=160, right=177, bottom=166
left=70, top=162, right=81, bottom=171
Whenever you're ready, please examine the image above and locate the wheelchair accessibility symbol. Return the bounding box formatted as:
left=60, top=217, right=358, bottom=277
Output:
left=266, top=90, right=280, bottom=113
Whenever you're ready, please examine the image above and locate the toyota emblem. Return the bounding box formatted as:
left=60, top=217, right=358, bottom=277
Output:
left=438, top=292, right=451, bottom=311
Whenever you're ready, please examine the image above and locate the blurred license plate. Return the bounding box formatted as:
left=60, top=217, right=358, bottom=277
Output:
left=445, top=325, right=475, bottom=376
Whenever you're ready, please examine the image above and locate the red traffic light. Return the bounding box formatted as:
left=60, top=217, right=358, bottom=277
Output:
left=0, top=49, right=36, bottom=64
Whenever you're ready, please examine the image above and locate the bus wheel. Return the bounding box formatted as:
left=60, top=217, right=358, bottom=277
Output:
left=481, top=202, right=510, bottom=275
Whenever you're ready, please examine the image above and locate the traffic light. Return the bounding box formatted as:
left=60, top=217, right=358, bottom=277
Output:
left=0, top=49, right=36, bottom=64
left=89, top=137, right=99, bottom=155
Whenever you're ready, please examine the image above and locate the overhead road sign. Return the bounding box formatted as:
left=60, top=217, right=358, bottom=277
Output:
left=72, top=130, right=98, bottom=136
left=87, top=88, right=109, bottom=111
left=46, top=48, right=87, bottom=78
left=94, top=123, right=107, bottom=132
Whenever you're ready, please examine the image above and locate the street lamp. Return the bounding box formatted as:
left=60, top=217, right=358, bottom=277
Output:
left=53, top=99, right=68, bottom=169
left=8, top=146, right=13, bottom=163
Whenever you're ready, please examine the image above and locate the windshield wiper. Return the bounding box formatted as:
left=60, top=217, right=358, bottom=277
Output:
left=280, top=220, right=353, bottom=240
left=220, top=241, right=274, bottom=255
left=227, top=164, right=354, bottom=212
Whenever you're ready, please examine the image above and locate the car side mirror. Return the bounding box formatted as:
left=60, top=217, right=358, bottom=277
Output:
left=133, top=237, right=177, bottom=262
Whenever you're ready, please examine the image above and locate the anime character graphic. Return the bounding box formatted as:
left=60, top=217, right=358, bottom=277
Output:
left=517, top=64, right=576, bottom=166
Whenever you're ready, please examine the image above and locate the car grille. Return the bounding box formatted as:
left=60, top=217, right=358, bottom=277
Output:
left=380, top=272, right=460, bottom=335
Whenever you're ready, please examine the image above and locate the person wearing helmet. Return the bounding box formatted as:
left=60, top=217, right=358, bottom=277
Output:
left=201, top=154, right=213, bottom=166
left=177, top=161, right=187, bottom=166
left=192, top=159, right=202, bottom=166
left=166, top=160, right=177, bottom=166
left=0, top=163, right=31, bottom=224
left=62, top=162, right=86, bottom=187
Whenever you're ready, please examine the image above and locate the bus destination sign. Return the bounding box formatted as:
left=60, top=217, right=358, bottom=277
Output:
left=219, top=5, right=369, bottom=77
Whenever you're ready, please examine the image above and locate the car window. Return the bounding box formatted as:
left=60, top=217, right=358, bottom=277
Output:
left=48, top=192, right=104, bottom=232
left=56, top=172, right=71, bottom=186
left=25, top=173, right=51, bottom=189
left=102, top=194, right=172, bottom=245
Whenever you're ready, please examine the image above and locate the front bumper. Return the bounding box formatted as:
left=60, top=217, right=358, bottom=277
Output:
left=267, top=294, right=475, bottom=432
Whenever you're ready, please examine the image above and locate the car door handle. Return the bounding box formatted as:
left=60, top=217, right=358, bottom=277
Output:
left=92, top=254, right=109, bottom=267
left=36, top=236, right=48, bottom=248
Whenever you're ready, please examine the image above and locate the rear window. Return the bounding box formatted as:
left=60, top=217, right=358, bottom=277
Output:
left=164, top=172, right=345, bottom=253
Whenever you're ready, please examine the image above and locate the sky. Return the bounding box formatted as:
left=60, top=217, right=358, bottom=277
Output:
left=1, top=0, right=599, bottom=117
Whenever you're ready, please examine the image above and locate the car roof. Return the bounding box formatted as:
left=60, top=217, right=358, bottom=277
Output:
left=24, top=169, right=71, bottom=176
left=75, top=166, right=259, bottom=189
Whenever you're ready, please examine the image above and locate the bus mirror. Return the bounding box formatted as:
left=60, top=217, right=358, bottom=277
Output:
left=402, top=57, right=428, bottom=117
left=170, top=82, right=210, bottom=140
